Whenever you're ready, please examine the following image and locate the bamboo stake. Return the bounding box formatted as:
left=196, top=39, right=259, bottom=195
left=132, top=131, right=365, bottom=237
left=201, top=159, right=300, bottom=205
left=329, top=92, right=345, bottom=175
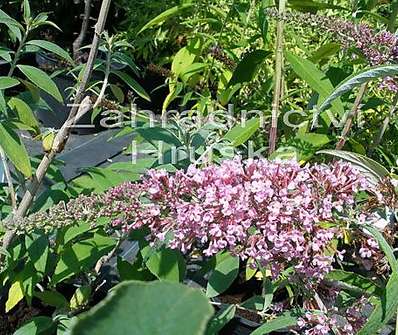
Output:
left=268, top=0, right=286, bottom=155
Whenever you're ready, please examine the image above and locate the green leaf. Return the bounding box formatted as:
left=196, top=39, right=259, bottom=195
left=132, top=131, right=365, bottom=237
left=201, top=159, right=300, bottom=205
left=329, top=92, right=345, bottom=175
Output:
left=241, top=295, right=267, bottom=311
left=70, top=286, right=91, bottom=310
left=358, top=272, right=398, bottom=335
left=110, top=84, right=124, bottom=103
left=206, top=252, right=239, bottom=298
left=17, top=65, right=63, bottom=102
left=23, top=0, right=31, bottom=22
left=172, top=46, right=197, bottom=77
left=14, top=316, right=54, bottom=335
left=52, top=233, right=115, bottom=284
left=180, top=63, right=206, bottom=82
left=135, top=127, right=182, bottom=147
left=262, top=278, right=273, bottom=311
left=62, top=222, right=92, bottom=245
left=113, top=70, right=150, bottom=101
left=25, top=232, right=49, bottom=275
left=258, top=3, right=268, bottom=43
left=317, top=65, right=398, bottom=115
left=0, top=9, right=23, bottom=41
left=27, top=40, right=73, bottom=64
left=8, top=97, right=40, bottom=132
left=325, top=270, right=382, bottom=296
left=117, top=257, right=154, bottom=282
left=6, top=280, right=24, bottom=312
left=228, top=50, right=271, bottom=86
left=310, top=43, right=341, bottom=63
left=34, top=290, right=69, bottom=309
left=0, top=77, right=20, bottom=89
left=138, top=3, right=194, bottom=33
left=224, top=118, right=260, bottom=147
left=0, top=122, right=32, bottom=177
left=206, top=304, right=236, bottom=335
left=285, top=51, right=344, bottom=121
left=295, top=133, right=331, bottom=148
left=250, top=311, right=300, bottom=335
left=317, top=150, right=389, bottom=185
left=70, top=280, right=213, bottom=335
left=143, top=247, right=186, bottom=282
left=0, top=48, right=12, bottom=63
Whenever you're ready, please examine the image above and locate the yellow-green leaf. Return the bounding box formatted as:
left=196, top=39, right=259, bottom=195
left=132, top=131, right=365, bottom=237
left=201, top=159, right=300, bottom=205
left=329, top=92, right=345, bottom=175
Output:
left=0, top=77, right=19, bottom=89
left=6, top=281, right=24, bottom=312
left=0, top=122, right=32, bottom=177
left=8, top=97, right=40, bottom=133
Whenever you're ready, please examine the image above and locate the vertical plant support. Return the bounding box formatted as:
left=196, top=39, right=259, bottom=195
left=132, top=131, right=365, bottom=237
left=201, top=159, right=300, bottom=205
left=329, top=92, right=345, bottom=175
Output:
left=1, top=0, right=112, bottom=253
left=268, top=0, right=286, bottom=155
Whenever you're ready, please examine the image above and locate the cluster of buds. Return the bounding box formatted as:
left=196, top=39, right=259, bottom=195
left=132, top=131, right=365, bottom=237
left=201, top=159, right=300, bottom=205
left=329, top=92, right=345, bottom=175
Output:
left=267, top=9, right=398, bottom=92
left=146, top=63, right=172, bottom=78
left=209, top=45, right=236, bottom=70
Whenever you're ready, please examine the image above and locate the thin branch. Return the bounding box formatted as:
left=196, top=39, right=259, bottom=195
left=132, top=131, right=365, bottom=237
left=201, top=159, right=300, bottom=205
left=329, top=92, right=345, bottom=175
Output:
left=335, top=83, right=367, bottom=150
left=268, top=0, right=286, bottom=155
left=73, top=0, right=92, bottom=61
left=93, top=48, right=111, bottom=109
left=94, top=237, right=122, bottom=274
left=0, top=146, right=17, bottom=211
left=1, top=0, right=112, bottom=254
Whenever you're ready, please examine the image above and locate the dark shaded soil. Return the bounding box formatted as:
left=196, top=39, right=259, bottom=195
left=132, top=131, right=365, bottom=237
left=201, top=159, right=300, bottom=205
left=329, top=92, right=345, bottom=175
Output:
left=0, top=303, right=42, bottom=335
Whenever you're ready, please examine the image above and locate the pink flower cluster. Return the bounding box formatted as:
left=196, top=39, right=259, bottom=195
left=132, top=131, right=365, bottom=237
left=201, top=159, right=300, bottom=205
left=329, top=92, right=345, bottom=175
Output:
left=298, top=312, right=335, bottom=335
left=106, top=158, right=368, bottom=282
left=298, top=296, right=368, bottom=335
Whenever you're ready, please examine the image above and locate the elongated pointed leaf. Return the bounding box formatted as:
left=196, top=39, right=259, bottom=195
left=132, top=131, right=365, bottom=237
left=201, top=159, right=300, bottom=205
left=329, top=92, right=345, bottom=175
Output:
left=250, top=310, right=300, bottom=334
left=206, top=304, right=236, bottom=335
left=138, top=3, right=193, bottom=33
left=27, top=40, right=73, bottom=64
left=0, top=9, right=23, bottom=41
left=318, top=65, right=398, bottom=114
left=228, top=50, right=271, bottom=87
left=358, top=272, right=398, bottom=335
left=317, top=150, right=389, bottom=185
left=8, top=97, right=40, bottom=132
left=113, top=70, right=150, bottom=101
left=14, top=316, right=55, bottom=335
left=6, top=281, right=24, bottom=313
left=310, top=43, right=341, bottom=63
left=23, top=0, right=31, bottom=22
left=0, top=122, right=32, bottom=177
left=286, top=51, right=344, bottom=120
left=224, top=118, right=260, bottom=146
left=17, top=65, right=63, bottom=102
left=0, top=77, right=19, bottom=90
left=364, top=225, right=398, bottom=272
